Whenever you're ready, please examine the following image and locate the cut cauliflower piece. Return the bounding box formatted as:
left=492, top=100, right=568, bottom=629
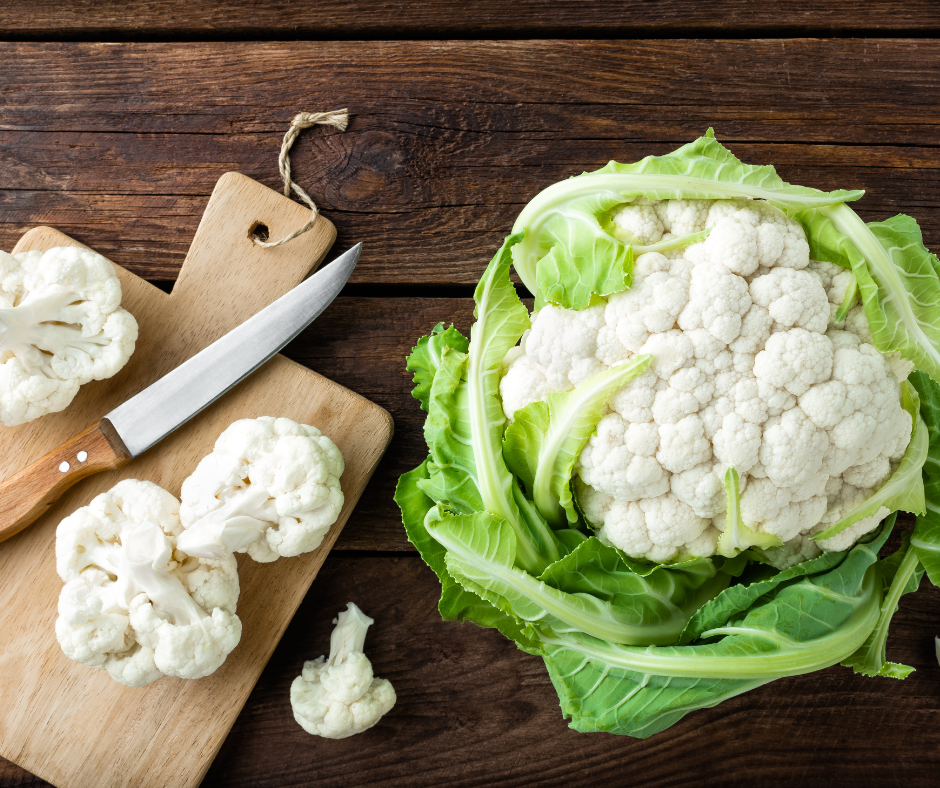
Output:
left=54, top=479, right=241, bottom=687
left=291, top=603, right=396, bottom=739
left=178, top=417, right=345, bottom=563
left=0, top=246, right=138, bottom=426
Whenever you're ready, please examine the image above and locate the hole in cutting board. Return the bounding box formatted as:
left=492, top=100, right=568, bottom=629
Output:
left=249, top=222, right=270, bottom=243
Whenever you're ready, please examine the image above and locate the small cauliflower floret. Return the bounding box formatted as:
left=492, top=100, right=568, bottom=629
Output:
left=713, top=413, right=761, bottom=473
left=577, top=414, right=669, bottom=502
left=55, top=479, right=241, bottom=687
left=605, top=253, right=690, bottom=352
left=754, top=328, right=833, bottom=396
left=290, top=603, right=396, bottom=739
left=595, top=493, right=710, bottom=563
left=178, top=417, right=345, bottom=563
left=657, top=199, right=712, bottom=236
left=698, top=216, right=760, bottom=276
left=0, top=246, right=138, bottom=426
left=759, top=407, right=829, bottom=489
left=610, top=201, right=665, bottom=246
left=671, top=463, right=725, bottom=518
left=750, top=268, right=829, bottom=333
left=678, top=264, right=751, bottom=344
left=657, top=414, right=712, bottom=473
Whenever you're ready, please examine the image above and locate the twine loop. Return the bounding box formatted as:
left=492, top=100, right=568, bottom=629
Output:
left=255, top=108, right=349, bottom=248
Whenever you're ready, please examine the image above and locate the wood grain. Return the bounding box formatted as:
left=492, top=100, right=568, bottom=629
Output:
left=0, top=182, right=392, bottom=788
left=0, top=420, right=131, bottom=543
left=0, top=0, right=936, bottom=36
left=0, top=42, right=938, bottom=284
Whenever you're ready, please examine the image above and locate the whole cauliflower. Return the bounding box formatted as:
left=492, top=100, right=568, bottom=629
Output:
left=55, top=479, right=242, bottom=687
left=290, top=602, right=396, bottom=739
left=0, top=246, right=138, bottom=426
left=177, top=417, right=345, bottom=563
left=500, top=199, right=913, bottom=565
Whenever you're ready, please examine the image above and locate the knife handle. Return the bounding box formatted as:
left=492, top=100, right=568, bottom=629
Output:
left=0, top=420, right=132, bottom=544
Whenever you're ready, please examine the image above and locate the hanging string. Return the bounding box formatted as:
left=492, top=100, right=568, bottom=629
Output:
left=254, top=108, right=350, bottom=247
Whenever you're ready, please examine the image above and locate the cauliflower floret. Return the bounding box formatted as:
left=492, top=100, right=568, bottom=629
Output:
left=678, top=263, right=752, bottom=344
left=750, top=268, right=829, bottom=333
left=577, top=414, right=669, bottom=502
left=759, top=407, right=829, bottom=489
left=671, top=463, right=725, bottom=518
left=291, top=603, right=396, bottom=739
left=754, top=328, right=833, bottom=397
left=611, top=201, right=665, bottom=246
left=605, top=253, right=690, bottom=353
left=55, top=479, right=241, bottom=687
left=657, top=414, right=713, bottom=473
left=596, top=493, right=710, bottom=563
left=0, top=246, right=138, bottom=426
left=178, top=417, right=345, bottom=563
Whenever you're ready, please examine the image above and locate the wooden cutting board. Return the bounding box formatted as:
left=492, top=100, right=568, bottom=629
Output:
left=0, top=172, right=394, bottom=788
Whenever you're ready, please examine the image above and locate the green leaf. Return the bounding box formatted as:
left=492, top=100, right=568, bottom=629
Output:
left=406, top=323, right=470, bottom=412
left=541, top=522, right=893, bottom=737
left=843, top=525, right=923, bottom=679
left=503, top=356, right=651, bottom=527
left=801, top=206, right=940, bottom=384
left=511, top=129, right=863, bottom=308
left=394, top=460, right=540, bottom=653
left=909, top=370, right=940, bottom=585
left=813, top=381, right=927, bottom=542
left=466, top=232, right=560, bottom=573
left=716, top=467, right=783, bottom=557
left=428, top=512, right=721, bottom=647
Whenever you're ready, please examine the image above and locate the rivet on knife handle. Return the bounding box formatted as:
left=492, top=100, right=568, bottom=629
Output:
left=0, top=419, right=131, bottom=543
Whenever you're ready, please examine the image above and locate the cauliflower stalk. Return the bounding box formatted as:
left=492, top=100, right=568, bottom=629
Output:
left=176, top=417, right=345, bottom=562
left=55, top=479, right=242, bottom=687
left=398, top=131, right=940, bottom=738
left=0, top=246, right=138, bottom=426
left=290, top=603, right=396, bottom=739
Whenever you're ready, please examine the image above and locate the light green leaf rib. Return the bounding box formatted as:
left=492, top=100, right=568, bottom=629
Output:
left=716, top=467, right=782, bottom=557
left=503, top=356, right=651, bottom=527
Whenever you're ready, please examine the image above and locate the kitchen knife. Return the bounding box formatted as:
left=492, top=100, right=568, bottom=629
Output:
left=0, top=242, right=361, bottom=543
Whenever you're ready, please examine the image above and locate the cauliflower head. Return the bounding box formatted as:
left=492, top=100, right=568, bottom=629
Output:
left=55, top=479, right=241, bottom=687
left=290, top=603, right=396, bottom=739
left=500, top=199, right=913, bottom=566
left=177, top=416, right=345, bottom=563
left=0, top=246, right=138, bottom=426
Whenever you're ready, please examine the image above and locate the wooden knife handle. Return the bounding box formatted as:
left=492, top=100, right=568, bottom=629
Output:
left=0, top=419, right=131, bottom=544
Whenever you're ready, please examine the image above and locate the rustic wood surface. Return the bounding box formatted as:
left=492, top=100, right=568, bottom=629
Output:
left=1, top=15, right=939, bottom=788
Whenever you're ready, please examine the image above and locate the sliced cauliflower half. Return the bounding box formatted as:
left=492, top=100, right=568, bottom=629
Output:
left=0, top=246, right=138, bottom=426
left=54, top=479, right=242, bottom=687
left=290, top=603, right=396, bottom=739
left=500, top=198, right=911, bottom=564
left=177, top=417, right=345, bottom=563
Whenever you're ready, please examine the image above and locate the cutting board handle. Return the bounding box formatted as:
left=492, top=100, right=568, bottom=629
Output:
left=0, top=420, right=131, bottom=543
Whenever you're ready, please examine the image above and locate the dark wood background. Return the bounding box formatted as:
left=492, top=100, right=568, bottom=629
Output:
left=1, top=3, right=939, bottom=785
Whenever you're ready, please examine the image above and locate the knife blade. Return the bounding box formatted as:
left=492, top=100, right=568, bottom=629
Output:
left=0, top=243, right=360, bottom=543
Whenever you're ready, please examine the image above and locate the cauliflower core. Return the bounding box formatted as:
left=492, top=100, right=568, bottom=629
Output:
left=500, top=199, right=913, bottom=566
left=177, top=417, right=345, bottom=563
left=0, top=246, right=138, bottom=426
left=55, top=479, right=242, bottom=687
left=291, top=603, right=396, bottom=739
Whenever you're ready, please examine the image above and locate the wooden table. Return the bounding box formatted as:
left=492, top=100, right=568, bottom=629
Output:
left=2, top=3, right=940, bottom=786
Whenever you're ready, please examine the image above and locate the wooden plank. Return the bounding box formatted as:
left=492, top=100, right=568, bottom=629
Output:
left=10, top=552, right=938, bottom=788
left=0, top=40, right=938, bottom=282
left=0, top=138, right=938, bottom=284
left=0, top=0, right=937, bottom=35
left=0, top=188, right=392, bottom=787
